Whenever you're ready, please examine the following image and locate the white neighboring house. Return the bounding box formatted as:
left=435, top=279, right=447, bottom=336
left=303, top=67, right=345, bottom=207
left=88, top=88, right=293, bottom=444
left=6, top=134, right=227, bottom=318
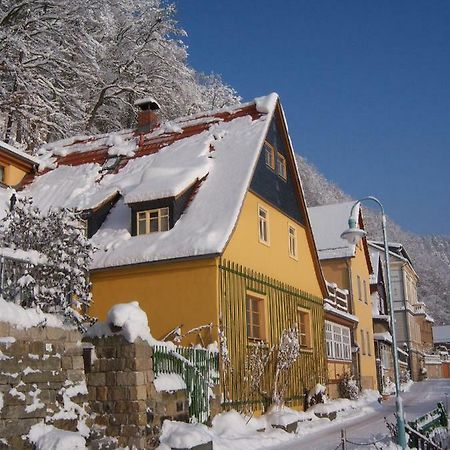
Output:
left=369, top=241, right=427, bottom=381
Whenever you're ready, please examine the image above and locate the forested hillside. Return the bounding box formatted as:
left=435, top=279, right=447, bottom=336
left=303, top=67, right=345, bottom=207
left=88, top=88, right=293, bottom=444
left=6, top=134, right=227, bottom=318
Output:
left=297, top=156, right=450, bottom=325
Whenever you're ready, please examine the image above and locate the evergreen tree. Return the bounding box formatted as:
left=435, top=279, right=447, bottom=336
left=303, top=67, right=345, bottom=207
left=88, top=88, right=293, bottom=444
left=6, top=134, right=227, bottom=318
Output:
left=0, top=196, right=93, bottom=330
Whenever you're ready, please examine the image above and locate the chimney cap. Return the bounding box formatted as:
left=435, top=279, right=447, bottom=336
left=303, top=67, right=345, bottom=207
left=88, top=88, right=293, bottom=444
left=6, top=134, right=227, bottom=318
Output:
left=134, top=96, right=161, bottom=111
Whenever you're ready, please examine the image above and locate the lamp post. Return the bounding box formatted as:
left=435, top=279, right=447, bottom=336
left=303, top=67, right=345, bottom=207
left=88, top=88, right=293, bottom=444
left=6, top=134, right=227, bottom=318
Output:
left=340, top=196, right=407, bottom=449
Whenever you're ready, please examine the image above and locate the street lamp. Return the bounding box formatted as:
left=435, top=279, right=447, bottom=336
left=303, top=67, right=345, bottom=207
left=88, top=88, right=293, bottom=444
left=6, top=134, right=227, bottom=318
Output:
left=340, top=196, right=407, bottom=449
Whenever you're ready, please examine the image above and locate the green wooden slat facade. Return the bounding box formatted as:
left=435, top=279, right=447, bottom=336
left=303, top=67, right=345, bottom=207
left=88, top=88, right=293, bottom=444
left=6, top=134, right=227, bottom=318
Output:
left=219, top=258, right=327, bottom=410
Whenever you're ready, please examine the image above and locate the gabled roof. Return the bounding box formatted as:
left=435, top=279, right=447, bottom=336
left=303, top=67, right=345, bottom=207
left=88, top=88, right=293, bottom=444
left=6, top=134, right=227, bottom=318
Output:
left=22, top=94, right=281, bottom=270
left=0, top=140, right=40, bottom=166
left=308, top=201, right=373, bottom=273
left=368, top=240, right=418, bottom=279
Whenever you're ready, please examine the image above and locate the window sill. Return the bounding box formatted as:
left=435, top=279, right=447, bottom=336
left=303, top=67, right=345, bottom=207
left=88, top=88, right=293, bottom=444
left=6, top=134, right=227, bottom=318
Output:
left=300, top=347, right=313, bottom=354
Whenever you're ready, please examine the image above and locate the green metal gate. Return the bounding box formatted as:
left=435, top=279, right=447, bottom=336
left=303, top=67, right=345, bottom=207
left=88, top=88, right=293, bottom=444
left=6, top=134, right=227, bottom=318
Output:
left=152, top=345, right=219, bottom=423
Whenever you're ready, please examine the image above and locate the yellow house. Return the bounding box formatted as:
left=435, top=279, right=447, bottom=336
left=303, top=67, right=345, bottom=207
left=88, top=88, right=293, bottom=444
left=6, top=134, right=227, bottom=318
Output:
left=24, top=94, right=328, bottom=410
left=309, top=202, right=377, bottom=390
left=0, top=140, right=38, bottom=187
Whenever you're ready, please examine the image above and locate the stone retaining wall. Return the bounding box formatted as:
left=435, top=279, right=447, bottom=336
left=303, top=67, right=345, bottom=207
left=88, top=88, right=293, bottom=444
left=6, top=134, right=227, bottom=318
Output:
left=0, top=322, right=88, bottom=449
left=83, top=335, right=190, bottom=449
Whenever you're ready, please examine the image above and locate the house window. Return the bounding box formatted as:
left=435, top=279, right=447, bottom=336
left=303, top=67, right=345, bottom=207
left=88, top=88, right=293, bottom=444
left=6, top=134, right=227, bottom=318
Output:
left=357, top=275, right=362, bottom=301
left=264, top=142, right=275, bottom=170
left=258, top=206, right=269, bottom=245
left=0, top=166, right=4, bottom=183
left=366, top=330, right=371, bottom=355
left=298, top=308, right=312, bottom=348
left=137, top=207, right=169, bottom=235
left=325, top=321, right=351, bottom=360
left=276, top=153, right=287, bottom=180
left=288, top=224, right=297, bottom=259
left=246, top=293, right=266, bottom=341
left=363, top=280, right=368, bottom=304
left=360, top=329, right=366, bottom=355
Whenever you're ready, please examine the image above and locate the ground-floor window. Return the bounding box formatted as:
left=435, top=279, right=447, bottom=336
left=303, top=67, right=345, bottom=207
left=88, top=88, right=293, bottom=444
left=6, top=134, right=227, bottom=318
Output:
left=325, top=321, right=351, bottom=360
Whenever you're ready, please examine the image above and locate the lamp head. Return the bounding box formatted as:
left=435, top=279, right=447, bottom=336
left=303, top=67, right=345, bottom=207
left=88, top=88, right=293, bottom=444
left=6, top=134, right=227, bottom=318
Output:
left=340, top=217, right=367, bottom=245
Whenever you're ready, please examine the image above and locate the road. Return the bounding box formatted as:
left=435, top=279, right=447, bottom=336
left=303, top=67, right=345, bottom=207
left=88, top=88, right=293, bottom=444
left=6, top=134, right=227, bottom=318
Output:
left=269, top=379, right=450, bottom=450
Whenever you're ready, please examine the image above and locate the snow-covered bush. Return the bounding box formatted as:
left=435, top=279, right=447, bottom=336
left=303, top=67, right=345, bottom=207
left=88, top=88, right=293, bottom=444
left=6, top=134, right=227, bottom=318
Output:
left=338, top=372, right=359, bottom=400
left=0, top=196, right=93, bottom=330
left=306, top=384, right=327, bottom=409
left=244, top=341, right=272, bottom=409
left=272, top=325, right=300, bottom=407
left=400, top=369, right=411, bottom=384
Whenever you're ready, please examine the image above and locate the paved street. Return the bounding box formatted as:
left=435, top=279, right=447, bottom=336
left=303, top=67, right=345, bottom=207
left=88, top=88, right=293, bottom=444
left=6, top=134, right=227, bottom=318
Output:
left=269, top=379, right=450, bottom=450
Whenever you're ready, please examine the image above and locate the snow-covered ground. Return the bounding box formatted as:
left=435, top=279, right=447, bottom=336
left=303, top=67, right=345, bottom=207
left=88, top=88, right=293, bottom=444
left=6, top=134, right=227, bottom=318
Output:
left=156, top=379, right=450, bottom=450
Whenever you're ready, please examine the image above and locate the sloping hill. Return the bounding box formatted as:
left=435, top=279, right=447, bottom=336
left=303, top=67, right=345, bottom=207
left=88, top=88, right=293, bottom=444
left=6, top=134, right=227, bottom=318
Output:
left=297, top=155, right=450, bottom=325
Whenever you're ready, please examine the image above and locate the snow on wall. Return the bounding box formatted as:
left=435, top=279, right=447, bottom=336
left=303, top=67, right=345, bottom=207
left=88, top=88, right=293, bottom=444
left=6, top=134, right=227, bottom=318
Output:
left=0, top=297, right=71, bottom=329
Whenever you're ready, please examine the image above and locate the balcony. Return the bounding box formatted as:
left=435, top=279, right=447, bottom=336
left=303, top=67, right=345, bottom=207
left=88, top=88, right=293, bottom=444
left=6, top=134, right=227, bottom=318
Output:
left=325, top=281, right=349, bottom=312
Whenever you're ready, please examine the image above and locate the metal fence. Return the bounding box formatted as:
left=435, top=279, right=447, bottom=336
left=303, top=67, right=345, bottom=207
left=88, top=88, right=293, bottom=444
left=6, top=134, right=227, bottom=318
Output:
left=152, top=345, right=219, bottom=423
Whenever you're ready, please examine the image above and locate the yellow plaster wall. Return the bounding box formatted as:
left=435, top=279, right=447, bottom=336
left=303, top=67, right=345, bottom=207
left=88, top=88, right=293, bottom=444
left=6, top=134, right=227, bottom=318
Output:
left=350, top=245, right=377, bottom=390
left=0, top=154, right=28, bottom=186
left=223, top=191, right=323, bottom=298
left=90, top=257, right=219, bottom=345
left=321, top=247, right=377, bottom=390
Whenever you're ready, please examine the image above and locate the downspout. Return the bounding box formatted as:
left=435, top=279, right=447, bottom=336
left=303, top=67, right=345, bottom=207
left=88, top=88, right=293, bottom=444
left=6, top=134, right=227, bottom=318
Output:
left=347, top=259, right=361, bottom=387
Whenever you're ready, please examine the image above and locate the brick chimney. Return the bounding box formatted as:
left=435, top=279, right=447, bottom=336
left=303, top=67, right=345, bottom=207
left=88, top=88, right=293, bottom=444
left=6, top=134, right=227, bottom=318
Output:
left=134, top=97, right=160, bottom=134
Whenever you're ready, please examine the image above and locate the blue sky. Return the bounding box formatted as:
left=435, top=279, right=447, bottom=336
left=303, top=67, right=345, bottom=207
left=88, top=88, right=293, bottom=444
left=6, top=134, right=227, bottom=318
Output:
left=175, top=1, right=449, bottom=236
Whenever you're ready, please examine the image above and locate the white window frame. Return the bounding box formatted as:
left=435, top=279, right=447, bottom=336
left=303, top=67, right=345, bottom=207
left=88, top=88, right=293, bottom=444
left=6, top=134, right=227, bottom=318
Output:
left=288, top=224, right=298, bottom=259
left=325, top=321, right=351, bottom=361
left=258, top=205, right=270, bottom=245
left=264, top=141, right=275, bottom=170
left=276, top=152, right=287, bottom=180
left=137, top=207, right=170, bottom=235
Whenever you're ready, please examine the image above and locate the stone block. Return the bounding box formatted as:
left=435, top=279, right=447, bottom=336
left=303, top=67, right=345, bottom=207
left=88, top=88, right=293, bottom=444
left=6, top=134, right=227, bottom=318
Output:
left=108, top=386, right=126, bottom=401
left=126, top=385, right=147, bottom=401
left=116, top=371, right=144, bottom=386
left=72, top=356, right=84, bottom=370
left=105, top=372, right=117, bottom=386
left=64, top=341, right=83, bottom=356
left=0, top=322, right=10, bottom=337
left=96, top=386, right=108, bottom=401
left=46, top=327, right=67, bottom=341
left=88, top=372, right=106, bottom=387
left=67, top=369, right=86, bottom=383
left=27, top=341, right=45, bottom=355
left=120, top=424, right=142, bottom=437
left=99, top=358, right=119, bottom=372
left=127, top=357, right=151, bottom=372
left=61, top=356, right=73, bottom=370
left=172, top=441, right=213, bottom=450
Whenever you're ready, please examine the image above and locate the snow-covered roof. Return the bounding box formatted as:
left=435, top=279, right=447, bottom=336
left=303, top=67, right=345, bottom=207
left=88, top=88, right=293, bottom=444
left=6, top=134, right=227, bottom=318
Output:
left=0, top=140, right=40, bottom=165
left=324, top=302, right=358, bottom=323
left=368, top=240, right=418, bottom=279
left=23, top=94, right=279, bottom=270
left=433, top=325, right=450, bottom=344
left=373, top=331, right=392, bottom=343
left=308, top=202, right=360, bottom=260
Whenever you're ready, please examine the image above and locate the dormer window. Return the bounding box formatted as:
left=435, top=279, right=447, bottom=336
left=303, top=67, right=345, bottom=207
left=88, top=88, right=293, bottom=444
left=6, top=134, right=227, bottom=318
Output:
left=137, top=207, right=169, bottom=235
left=101, top=156, right=121, bottom=172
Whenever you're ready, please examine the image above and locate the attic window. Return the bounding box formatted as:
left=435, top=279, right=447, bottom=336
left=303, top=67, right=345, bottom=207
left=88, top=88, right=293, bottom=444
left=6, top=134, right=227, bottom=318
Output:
left=137, top=207, right=169, bottom=235
left=264, top=142, right=275, bottom=170
left=101, top=156, right=121, bottom=172
left=276, top=153, right=287, bottom=180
